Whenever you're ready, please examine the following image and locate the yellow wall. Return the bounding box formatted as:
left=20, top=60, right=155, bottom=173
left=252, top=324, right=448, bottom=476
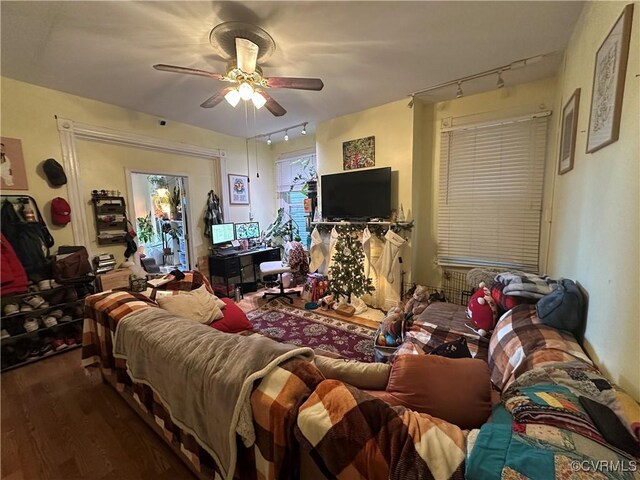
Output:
left=413, top=77, right=559, bottom=286
left=0, top=77, right=275, bottom=263
left=270, top=134, right=316, bottom=159
left=547, top=2, right=640, bottom=400
left=315, top=99, right=414, bottom=218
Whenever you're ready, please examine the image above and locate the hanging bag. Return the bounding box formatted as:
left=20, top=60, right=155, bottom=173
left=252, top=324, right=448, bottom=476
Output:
left=52, top=246, right=93, bottom=283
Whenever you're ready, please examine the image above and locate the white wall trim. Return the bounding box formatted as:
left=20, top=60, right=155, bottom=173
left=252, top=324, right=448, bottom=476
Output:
left=56, top=117, right=226, bottom=254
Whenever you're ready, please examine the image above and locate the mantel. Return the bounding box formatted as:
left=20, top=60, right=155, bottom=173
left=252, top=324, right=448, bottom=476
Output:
left=311, top=221, right=412, bottom=227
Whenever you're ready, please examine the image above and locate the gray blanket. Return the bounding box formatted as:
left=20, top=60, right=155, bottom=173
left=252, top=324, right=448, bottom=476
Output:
left=112, top=307, right=314, bottom=480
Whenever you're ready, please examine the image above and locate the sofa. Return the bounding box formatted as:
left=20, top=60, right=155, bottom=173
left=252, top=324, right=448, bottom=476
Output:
left=81, top=273, right=640, bottom=479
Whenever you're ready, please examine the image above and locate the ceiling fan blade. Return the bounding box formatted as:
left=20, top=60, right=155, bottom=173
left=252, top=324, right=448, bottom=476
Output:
left=235, top=38, right=259, bottom=74
left=265, top=77, right=324, bottom=91
left=260, top=91, right=287, bottom=117
left=153, top=64, right=225, bottom=81
left=200, top=87, right=233, bottom=108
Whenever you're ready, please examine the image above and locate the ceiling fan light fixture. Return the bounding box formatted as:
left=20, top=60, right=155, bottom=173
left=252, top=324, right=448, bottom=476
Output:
left=238, top=82, right=254, bottom=101
left=224, top=88, right=241, bottom=107
left=251, top=91, right=267, bottom=109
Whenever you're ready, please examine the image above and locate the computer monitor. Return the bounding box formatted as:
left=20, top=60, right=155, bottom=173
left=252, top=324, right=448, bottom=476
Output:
left=235, top=222, right=260, bottom=240
left=211, top=223, right=235, bottom=245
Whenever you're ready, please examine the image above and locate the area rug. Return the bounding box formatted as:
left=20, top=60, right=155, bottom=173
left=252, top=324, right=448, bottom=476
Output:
left=246, top=299, right=376, bottom=362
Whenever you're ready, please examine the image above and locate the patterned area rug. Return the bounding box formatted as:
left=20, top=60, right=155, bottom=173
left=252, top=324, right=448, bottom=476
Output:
left=247, top=299, right=376, bottom=362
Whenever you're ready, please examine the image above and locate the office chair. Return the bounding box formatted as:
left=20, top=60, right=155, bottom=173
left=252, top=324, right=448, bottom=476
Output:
left=259, top=260, right=300, bottom=303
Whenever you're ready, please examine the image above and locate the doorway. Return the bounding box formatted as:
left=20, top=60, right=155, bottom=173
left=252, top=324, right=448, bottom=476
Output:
left=128, top=172, right=191, bottom=272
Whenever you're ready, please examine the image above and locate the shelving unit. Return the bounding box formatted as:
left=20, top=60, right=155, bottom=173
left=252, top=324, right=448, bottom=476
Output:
left=91, top=195, right=128, bottom=245
left=1, top=279, right=94, bottom=372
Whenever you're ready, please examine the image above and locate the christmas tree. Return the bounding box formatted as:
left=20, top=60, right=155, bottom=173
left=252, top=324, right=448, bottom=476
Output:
left=329, top=230, right=374, bottom=303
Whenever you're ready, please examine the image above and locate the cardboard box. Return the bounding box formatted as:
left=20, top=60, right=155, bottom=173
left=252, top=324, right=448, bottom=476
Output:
left=97, top=268, right=132, bottom=292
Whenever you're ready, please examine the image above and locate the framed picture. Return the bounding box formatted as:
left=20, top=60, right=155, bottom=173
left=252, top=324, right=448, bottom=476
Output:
left=1, top=137, right=29, bottom=190
left=228, top=174, right=249, bottom=205
left=586, top=4, right=634, bottom=153
left=558, top=88, right=580, bottom=175
left=342, top=136, right=375, bottom=170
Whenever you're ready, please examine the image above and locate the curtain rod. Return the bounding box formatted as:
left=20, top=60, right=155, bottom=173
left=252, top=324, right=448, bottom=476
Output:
left=408, top=51, right=557, bottom=100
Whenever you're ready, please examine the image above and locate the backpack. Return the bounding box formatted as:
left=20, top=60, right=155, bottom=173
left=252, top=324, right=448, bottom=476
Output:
left=1, top=197, right=54, bottom=279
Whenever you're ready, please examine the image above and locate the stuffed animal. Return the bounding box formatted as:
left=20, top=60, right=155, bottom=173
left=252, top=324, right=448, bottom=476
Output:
left=466, top=282, right=497, bottom=331
left=403, top=285, right=431, bottom=317
left=377, top=306, right=405, bottom=346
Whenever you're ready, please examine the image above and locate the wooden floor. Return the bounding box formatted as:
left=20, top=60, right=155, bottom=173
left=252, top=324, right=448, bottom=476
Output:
left=1, top=349, right=195, bottom=480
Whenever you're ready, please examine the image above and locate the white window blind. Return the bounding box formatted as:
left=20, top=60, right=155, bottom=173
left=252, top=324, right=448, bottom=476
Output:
left=437, top=115, right=548, bottom=271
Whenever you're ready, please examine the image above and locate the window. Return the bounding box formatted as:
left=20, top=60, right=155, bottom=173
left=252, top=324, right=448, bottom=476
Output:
left=275, top=151, right=316, bottom=247
left=437, top=114, right=549, bottom=271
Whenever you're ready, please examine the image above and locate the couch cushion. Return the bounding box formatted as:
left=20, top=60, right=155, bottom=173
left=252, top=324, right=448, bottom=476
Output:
left=367, top=355, right=492, bottom=429
left=488, top=305, right=592, bottom=391
left=314, top=356, right=391, bottom=390
left=210, top=298, right=252, bottom=333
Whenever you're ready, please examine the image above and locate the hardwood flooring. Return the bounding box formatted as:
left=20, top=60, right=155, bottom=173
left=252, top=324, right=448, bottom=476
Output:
left=1, top=349, right=194, bottom=480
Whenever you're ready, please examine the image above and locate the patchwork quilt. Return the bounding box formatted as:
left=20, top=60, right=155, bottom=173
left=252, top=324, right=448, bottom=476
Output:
left=296, top=379, right=467, bottom=480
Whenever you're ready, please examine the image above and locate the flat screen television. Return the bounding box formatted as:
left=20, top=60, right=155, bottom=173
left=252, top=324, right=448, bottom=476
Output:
left=321, top=167, right=391, bottom=220
left=211, top=223, right=235, bottom=245
left=235, top=222, right=260, bottom=239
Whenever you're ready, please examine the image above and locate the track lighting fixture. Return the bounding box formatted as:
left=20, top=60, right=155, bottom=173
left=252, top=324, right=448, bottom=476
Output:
left=407, top=51, right=554, bottom=101
left=247, top=121, right=309, bottom=144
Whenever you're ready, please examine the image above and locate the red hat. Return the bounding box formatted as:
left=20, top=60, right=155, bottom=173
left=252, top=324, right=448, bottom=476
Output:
left=51, top=197, right=71, bottom=225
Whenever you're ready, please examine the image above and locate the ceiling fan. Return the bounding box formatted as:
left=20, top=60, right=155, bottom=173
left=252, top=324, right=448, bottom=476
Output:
left=153, top=22, right=324, bottom=117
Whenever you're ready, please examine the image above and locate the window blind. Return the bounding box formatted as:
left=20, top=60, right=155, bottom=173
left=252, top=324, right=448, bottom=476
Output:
left=437, top=115, right=548, bottom=271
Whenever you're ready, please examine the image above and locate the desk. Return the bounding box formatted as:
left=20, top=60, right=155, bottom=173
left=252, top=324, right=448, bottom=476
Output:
left=209, top=247, right=280, bottom=297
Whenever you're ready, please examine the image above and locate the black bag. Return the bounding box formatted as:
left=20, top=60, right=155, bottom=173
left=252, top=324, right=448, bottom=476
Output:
left=1, top=197, right=54, bottom=278
left=536, top=279, right=585, bottom=335
left=52, top=246, right=93, bottom=283
left=428, top=337, right=472, bottom=358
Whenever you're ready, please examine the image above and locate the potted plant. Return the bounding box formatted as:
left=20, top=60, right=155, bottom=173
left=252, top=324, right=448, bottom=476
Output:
left=290, top=157, right=317, bottom=196
left=161, top=222, right=182, bottom=254
left=264, top=208, right=301, bottom=247
left=170, top=186, right=181, bottom=220
left=136, top=213, right=155, bottom=244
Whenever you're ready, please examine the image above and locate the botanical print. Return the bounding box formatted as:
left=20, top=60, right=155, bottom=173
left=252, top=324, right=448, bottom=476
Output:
left=228, top=174, right=249, bottom=204
left=1, top=137, right=29, bottom=190
left=592, top=43, right=617, bottom=133
left=342, top=136, right=375, bottom=170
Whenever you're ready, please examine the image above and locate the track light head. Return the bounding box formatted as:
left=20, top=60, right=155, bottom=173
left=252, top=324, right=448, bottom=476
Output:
left=301, top=123, right=307, bottom=135
left=266, top=135, right=272, bottom=145
left=456, top=82, right=463, bottom=99
left=284, top=130, right=289, bottom=141
left=497, top=71, right=505, bottom=89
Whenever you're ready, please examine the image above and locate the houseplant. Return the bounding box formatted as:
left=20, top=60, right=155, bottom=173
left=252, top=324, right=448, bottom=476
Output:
left=264, top=208, right=301, bottom=246
left=161, top=222, right=182, bottom=254
left=170, top=186, right=181, bottom=220
left=136, top=213, right=155, bottom=244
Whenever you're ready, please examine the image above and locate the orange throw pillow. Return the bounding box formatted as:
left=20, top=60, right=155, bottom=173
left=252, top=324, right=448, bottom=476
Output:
left=367, top=355, right=492, bottom=429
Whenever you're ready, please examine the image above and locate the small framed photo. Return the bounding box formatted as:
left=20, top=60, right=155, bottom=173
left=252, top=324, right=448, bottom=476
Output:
left=228, top=174, right=249, bottom=205
left=558, top=88, right=580, bottom=175
left=586, top=4, right=634, bottom=153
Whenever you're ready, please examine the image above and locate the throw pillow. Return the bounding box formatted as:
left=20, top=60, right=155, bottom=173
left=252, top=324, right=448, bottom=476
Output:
left=366, top=355, right=492, bottom=429
left=156, top=284, right=224, bottom=324
left=145, top=284, right=227, bottom=309
left=314, top=356, right=391, bottom=390
left=427, top=336, right=472, bottom=358
left=209, top=298, right=252, bottom=333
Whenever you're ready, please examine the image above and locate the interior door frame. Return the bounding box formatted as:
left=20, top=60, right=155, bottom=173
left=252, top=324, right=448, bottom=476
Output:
left=56, top=117, right=227, bottom=258
left=125, top=169, right=194, bottom=270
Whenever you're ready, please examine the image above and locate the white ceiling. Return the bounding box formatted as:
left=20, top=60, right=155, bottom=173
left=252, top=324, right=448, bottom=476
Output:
left=1, top=1, right=584, bottom=140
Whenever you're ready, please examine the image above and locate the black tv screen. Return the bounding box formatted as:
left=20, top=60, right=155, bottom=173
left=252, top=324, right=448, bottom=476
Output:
left=321, top=167, right=391, bottom=220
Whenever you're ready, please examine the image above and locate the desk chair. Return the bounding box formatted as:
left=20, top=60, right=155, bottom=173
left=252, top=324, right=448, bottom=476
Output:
left=259, top=261, right=300, bottom=303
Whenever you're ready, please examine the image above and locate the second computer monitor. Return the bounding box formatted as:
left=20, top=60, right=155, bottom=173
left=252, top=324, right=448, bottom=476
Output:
left=235, top=222, right=260, bottom=240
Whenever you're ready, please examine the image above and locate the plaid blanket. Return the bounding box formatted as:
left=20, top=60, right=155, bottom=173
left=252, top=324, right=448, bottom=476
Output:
left=488, top=305, right=592, bottom=390
left=296, top=379, right=466, bottom=480
left=82, top=289, right=325, bottom=479
left=396, top=303, right=490, bottom=361
left=495, top=271, right=557, bottom=299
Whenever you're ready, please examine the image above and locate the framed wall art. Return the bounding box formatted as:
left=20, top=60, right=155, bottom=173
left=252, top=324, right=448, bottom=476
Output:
left=1, top=137, right=29, bottom=190
left=558, top=88, right=580, bottom=175
left=586, top=3, right=634, bottom=153
left=342, top=136, right=375, bottom=170
left=228, top=174, right=249, bottom=205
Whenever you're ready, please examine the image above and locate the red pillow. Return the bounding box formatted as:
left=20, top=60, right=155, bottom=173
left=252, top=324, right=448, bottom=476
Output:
left=209, top=298, right=252, bottom=333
